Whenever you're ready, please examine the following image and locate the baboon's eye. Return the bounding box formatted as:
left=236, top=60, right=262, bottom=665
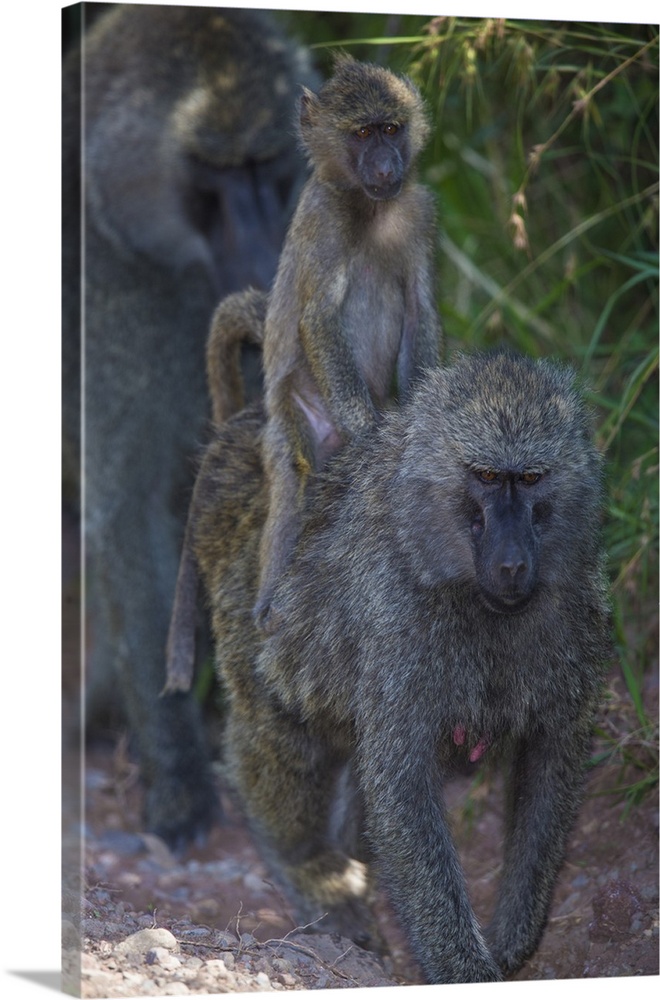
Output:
left=520, top=471, right=542, bottom=485
left=355, top=126, right=373, bottom=140
left=477, top=469, right=498, bottom=483
left=382, top=123, right=399, bottom=136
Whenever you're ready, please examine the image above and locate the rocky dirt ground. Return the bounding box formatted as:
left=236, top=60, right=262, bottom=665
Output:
left=62, top=515, right=659, bottom=999
left=62, top=680, right=659, bottom=999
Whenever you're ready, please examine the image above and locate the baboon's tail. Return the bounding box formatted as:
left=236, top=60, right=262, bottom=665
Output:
left=206, top=287, right=268, bottom=426
left=163, top=515, right=199, bottom=694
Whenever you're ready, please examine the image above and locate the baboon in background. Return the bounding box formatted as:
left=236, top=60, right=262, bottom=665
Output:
left=255, top=53, right=442, bottom=629
left=181, top=352, right=610, bottom=983
left=61, top=3, right=316, bottom=849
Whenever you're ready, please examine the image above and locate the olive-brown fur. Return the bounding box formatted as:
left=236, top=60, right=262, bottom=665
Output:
left=206, top=288, right=268, bottom=427
left=256, top=53, right=442, bottom=627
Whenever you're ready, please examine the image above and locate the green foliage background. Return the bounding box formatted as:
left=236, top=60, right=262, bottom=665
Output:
left=280, top=10, right=659, bottom=802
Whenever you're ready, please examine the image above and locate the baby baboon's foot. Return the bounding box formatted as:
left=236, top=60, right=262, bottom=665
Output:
left=252, top=597, right=284, bottom=635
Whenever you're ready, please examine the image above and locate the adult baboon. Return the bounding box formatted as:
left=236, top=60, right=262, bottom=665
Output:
left=62, top=3, right=316, bottom=848
left=181, top=351, right=610, bottom=982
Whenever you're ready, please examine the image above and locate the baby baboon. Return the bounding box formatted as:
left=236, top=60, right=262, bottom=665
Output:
left=185, top=352, right=610, bottom=983
left=256, top=53, right=442, bottom=628
left=62, top=4, right=316, bottom=848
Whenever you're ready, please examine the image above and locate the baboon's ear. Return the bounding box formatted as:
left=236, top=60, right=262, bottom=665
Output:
left=331, top=50, right=356, bottom=72
left=299, top=87, right=320, bottom=130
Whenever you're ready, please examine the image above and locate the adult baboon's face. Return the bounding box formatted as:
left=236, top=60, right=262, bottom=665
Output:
left=466, top=467, right=549, bottom=613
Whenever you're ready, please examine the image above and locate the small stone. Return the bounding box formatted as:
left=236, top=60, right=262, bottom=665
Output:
left=122, top=971, right=147, bottom=986
left=146, top=947, right=181, bottom=969
left=146, top=946, right=169, bottom=965
left=205, top=959, right=230, bottom=978
left=189, top=970, right=216, bottom=990
left=181, top=926, right=211, bottom=939
left=117, top=872, right=142, bottom=889
left=116, top=927, right=178, bottom=955
left=137, top=981, right=163, bottom=996
left=212, top=930, right=239, bottom=948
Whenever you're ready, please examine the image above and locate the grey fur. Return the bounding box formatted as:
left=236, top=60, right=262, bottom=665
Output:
left=188, top=351, right=610, bottom=982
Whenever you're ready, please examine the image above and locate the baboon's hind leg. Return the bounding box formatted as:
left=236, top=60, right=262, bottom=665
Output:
left=223, top=692, right=381, bottom=950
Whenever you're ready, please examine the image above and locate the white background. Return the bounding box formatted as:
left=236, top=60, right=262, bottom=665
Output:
left=1, top=1, right=656, bottom=998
